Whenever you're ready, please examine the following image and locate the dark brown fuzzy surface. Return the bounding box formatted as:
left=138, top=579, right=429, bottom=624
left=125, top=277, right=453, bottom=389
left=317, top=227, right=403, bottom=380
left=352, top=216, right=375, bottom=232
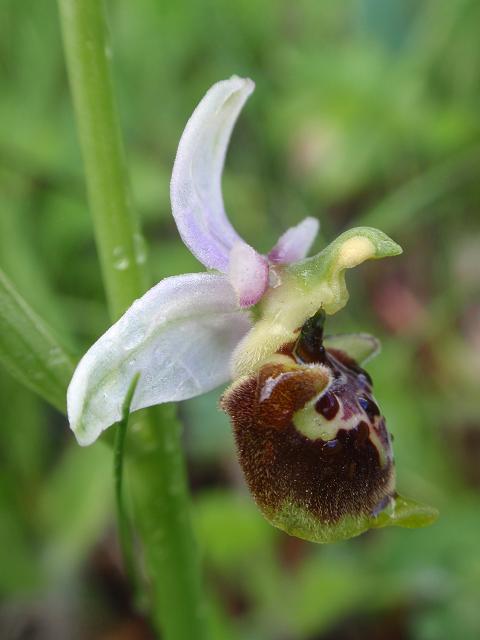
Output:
left=222, top=355, right=394, bottom=525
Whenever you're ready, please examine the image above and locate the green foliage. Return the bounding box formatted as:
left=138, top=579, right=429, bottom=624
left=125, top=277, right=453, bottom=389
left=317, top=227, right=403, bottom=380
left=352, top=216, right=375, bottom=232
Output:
left=0, top=268, right=75, bottom=411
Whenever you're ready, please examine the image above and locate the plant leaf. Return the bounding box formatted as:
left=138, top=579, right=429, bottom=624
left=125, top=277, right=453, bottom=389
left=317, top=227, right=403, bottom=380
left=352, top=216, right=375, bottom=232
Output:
left=114, top=374, right=140, bottom=588
left=0, top=268, right=75, bottom=412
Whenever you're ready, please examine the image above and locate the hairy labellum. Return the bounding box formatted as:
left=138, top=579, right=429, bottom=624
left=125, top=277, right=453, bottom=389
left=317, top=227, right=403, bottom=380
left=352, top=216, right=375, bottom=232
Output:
left=221, top=310, right=397, bottom=543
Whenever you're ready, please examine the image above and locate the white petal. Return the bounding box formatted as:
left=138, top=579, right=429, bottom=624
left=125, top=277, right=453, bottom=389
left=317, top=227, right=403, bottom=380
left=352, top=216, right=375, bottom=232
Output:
left=268, top=217, right=320, bottom=264
left=68, top=274, right=252, bottom=446
left=170, top=76, right=255, bottom=272
left=228, top=242, right=269, bottom=308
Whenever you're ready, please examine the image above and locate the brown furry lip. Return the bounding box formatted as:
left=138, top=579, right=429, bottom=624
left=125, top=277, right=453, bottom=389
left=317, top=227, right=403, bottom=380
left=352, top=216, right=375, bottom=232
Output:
left=221, top=310, right=395, bottom=527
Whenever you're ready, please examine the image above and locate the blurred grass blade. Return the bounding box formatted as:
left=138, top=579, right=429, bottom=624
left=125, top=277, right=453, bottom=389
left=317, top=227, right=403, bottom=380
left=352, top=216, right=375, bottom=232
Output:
left=1, top=197, right=74, bottom=344
left=0, top=268, right=75, bottom=412
left=40, top=441, right=113, bottom=575
left=358, top=146, right=480, bottom=233
left=114, top=373, right=140, bottom=589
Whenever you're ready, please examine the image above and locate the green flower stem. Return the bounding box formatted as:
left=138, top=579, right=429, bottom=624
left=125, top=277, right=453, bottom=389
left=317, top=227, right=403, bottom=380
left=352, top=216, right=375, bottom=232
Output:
left=114, top=374, right=140, bottom=592
left=57, top=1, right=208, bottom=637
left=129, top=406, right=208, bottom=637
left=57, top=0, right=145, bottom=320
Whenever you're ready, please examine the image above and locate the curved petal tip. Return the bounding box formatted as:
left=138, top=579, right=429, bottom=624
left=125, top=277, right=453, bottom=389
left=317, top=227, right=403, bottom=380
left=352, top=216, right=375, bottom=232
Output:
left=269, top=217, right=320, bottom=264
left=170, top=76, right=255, bottom=272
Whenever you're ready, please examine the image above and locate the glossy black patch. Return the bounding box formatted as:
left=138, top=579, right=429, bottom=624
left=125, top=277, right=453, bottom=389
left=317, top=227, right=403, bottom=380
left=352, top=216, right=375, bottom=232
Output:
left=358, top=395, right=380, bottom=421
left=315, top=392, right=339, bottom=420
left=293, top=309, right=328, bottom=364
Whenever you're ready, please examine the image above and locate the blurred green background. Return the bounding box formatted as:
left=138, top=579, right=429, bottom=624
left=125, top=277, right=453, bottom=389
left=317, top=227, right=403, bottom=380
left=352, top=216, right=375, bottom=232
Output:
left=1, top=0, right=480, bottom=638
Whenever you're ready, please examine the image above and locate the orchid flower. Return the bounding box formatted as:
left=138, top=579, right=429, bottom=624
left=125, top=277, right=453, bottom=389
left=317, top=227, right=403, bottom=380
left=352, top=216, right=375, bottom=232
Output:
left=67, top=76, right=437, bottom=542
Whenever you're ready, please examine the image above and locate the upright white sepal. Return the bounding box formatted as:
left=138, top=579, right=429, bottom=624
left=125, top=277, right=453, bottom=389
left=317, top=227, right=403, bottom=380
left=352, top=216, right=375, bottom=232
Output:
left=170, top=76, right=255, bottom=272
left=68, top=273, right=252, bottom=446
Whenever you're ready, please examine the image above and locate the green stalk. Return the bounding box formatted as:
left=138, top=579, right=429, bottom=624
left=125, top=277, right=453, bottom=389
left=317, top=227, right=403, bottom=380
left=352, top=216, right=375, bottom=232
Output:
left=129, top=406, right=208, bottom=637
left=57, top=0, right=144, bottom=320
left=57, top=1, right=208, bottom=637
left=114, top=374, right=140, bottom=592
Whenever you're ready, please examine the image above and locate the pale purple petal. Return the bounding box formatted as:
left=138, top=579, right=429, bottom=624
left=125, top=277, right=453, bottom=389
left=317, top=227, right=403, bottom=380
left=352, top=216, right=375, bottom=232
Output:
left=268, top=217, right=320, bottom=264
left=228, top=242, right=269, bottom=308
left=170, top=76, right=255, bottom=272
left=67, top=273, right=252, bottom=445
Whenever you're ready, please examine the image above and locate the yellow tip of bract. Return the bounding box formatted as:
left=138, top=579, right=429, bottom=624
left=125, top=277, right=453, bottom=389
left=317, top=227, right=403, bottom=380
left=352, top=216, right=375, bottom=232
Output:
left=336, top=231, right=401, bottom=268
left=298, top=226, right=403, bottom=274
left=337, top=236, right=375, bottom=268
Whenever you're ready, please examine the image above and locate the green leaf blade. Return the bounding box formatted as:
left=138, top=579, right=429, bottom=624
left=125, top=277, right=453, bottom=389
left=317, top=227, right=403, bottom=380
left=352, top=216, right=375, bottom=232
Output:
left=0, top=268, right=75, bottom=411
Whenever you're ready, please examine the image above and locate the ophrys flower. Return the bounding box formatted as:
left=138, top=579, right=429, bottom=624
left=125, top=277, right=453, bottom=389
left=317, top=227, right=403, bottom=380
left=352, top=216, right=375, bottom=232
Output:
left=67, top=76, right=437, bottom=542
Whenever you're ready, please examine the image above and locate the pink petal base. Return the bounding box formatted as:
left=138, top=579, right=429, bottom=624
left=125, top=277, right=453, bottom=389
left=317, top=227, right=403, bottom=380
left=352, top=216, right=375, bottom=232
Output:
left=228, top=242, right=269, bottom=308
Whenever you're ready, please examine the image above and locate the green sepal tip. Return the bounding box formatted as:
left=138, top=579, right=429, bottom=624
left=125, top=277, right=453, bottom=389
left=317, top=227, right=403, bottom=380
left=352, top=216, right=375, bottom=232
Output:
left=266, top=493, right=438, bottom=544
